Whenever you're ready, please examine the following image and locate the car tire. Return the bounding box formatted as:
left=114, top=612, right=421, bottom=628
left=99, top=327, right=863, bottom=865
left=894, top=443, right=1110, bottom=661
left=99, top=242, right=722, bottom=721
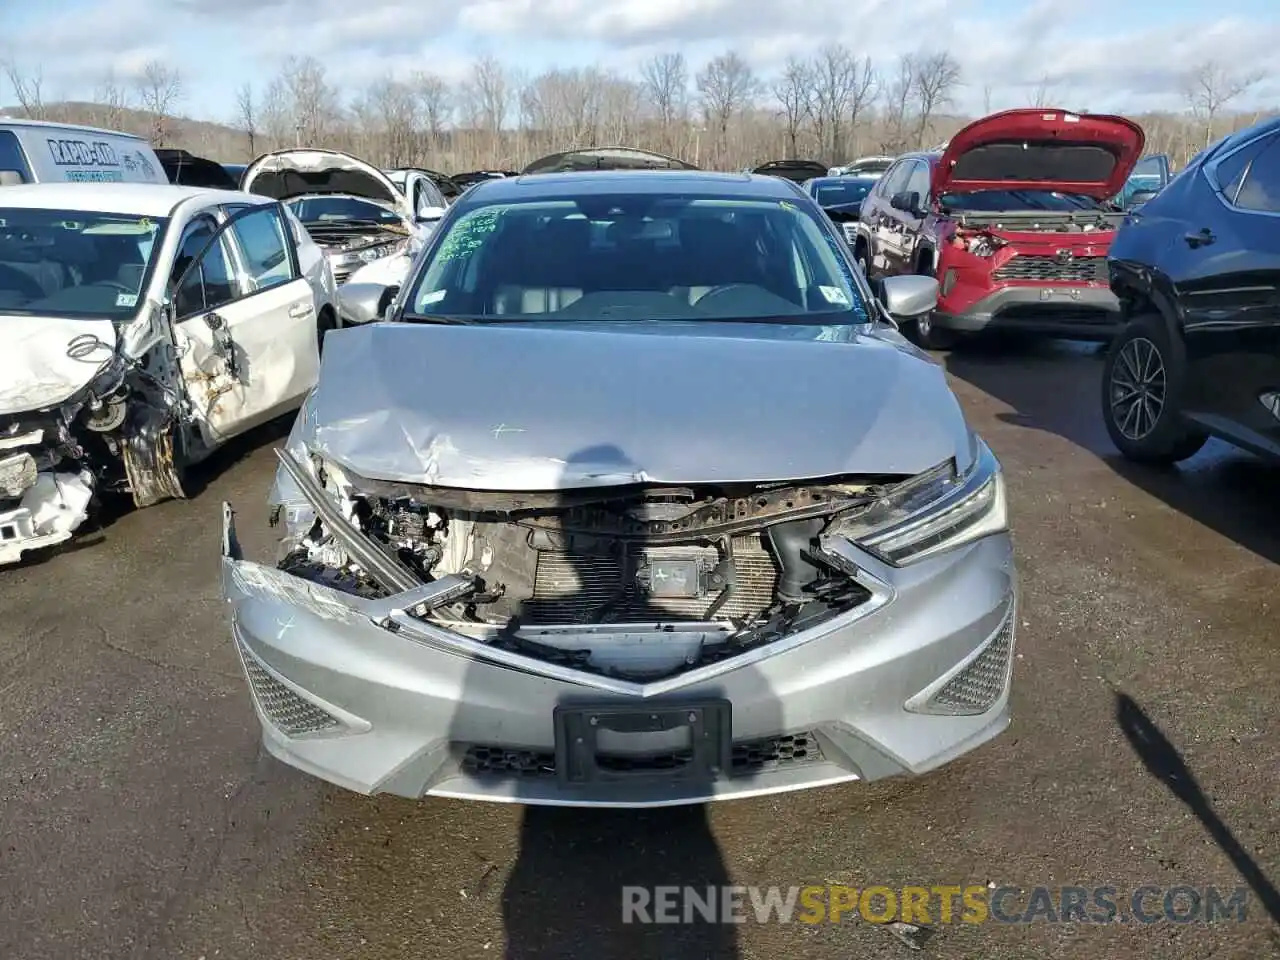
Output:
left=905, top=310, right=959, bottom=350
left=853, top=242, right=871, bottom=276
left=902, top=252, right=960, bottom=350
left=1101, top=313, right=1208, bottom=464
left=317, top=307, right=337, bottom=356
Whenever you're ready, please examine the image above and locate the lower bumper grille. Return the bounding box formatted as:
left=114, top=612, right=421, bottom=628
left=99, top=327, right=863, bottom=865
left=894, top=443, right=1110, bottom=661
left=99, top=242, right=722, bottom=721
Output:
left=524, top=534, right=780, bottom=624
left=992, top=254, right=1107, bottom=283
left=459, top=731, right=825, bottom=780
left=238, top=642, right=341, bottom=737
left=924, top=616, right=1014, bottom=715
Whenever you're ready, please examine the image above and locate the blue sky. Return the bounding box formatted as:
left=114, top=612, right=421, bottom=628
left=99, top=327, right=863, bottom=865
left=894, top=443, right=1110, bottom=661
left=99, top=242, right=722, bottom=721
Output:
left=2, top=0, right=1277, bottom=123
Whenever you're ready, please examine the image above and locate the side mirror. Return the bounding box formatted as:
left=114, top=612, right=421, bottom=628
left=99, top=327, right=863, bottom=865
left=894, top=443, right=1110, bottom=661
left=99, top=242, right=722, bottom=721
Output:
left=890, top=191, right=922, bottom=214
left=0, top=169, right=26, bottom=185
left=338, top=282, right=398, bottom=325
left=415, top=205, right=446, bottom=224
left=1127, top=190, right=1158, bottom=209
left=880, top=274, right=939, bottom=319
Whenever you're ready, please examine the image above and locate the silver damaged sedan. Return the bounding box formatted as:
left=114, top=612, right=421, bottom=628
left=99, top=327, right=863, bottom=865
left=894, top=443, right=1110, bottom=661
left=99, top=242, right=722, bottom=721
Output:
left=221, top=170, right=1017, bottom=808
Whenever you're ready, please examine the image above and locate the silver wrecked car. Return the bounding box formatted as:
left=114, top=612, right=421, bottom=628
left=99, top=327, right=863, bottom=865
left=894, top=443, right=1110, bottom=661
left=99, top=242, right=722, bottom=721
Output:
left=221, top=170, right=1016, bottom=807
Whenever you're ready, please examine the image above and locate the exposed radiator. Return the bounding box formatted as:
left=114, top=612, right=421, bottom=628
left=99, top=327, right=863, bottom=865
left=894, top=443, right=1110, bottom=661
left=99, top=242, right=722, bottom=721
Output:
left=523, top=534, right=780, bottom=624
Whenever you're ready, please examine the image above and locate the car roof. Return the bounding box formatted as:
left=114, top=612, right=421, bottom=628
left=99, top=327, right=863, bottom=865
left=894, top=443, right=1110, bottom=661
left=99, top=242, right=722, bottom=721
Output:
left=463, top=170, right=805, bottom=202
left=0, top=182, right=267, bottom=217
left=810, top=174, right=878, bottom=185
left=0, top=116, right=151, bottom=140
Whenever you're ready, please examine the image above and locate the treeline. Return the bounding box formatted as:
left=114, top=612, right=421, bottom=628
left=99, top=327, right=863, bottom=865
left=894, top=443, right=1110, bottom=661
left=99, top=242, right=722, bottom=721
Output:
left=3, top=50, right=1272, bottom=173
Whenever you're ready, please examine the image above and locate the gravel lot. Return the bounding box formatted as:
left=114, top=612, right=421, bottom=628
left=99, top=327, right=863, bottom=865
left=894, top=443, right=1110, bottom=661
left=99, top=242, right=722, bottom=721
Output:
left=2, top=339, right=1278, bottom=960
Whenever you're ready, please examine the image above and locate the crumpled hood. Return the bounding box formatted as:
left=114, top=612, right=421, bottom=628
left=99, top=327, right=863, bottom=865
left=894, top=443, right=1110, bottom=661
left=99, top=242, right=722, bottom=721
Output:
left=300, top=322, right=971, bottom=489
left=242, top=149, right=411, bottom=219
left=0, top=316, right=116, bottom=416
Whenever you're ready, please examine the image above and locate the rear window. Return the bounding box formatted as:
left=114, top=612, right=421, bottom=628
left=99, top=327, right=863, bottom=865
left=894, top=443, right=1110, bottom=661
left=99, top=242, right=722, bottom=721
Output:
left=0, top=131, right=32, bottom=183
left=814, top=182, right=874, bottom=206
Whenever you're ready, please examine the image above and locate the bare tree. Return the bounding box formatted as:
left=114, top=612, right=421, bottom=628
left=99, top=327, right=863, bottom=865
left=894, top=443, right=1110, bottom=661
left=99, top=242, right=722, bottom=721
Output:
left=599, top=73, right=643, bottom=145
left=697, top=50, right=760, bottom=166
left=1031, top=74, right=1056, bottom=108
left=10, top=47, right=1275, bottom=177
left=982, top=84, right=993, bottom=115
left=2, top=59, right=48, bottom=119
left=804, top=44, right=868, bottom=162
left=460, top=55, right=509, bottom=136
left=409, top=70, right=452, bottom=145
left=772, top=57, right=810, bottom=158
left=363, top=77, right=420, bottom=166
left=522, top=67, right=604, bottom=148
left=881, top=55, right=917, bottom=152
left=94, top=70, right=131, bottom=130
left=279, top=56, right=340, bottom=146
left=1182, top=60, right=1263, bottom=148
left=910, top=50, right=962, bottom=147
left=641, top=53, right=688, bottom=130
left=136, top=60, right=183, bottom=145
left=842, top=54, right=879, bottom=160
left=235, top=83, right=258, bottom=157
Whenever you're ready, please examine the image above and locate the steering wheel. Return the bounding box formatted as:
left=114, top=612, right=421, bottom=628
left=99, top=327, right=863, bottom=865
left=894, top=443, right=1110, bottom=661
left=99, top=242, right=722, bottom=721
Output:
left=693, top=283, right=759, bottom=306
left=96, top=279, right=137, bottom=294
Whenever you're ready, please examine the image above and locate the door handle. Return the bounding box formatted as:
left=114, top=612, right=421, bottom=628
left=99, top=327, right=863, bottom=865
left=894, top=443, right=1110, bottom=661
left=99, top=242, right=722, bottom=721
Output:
left=1183, top=227, right=1215, bottom=248
left=289, top=303, right=314, bottom=318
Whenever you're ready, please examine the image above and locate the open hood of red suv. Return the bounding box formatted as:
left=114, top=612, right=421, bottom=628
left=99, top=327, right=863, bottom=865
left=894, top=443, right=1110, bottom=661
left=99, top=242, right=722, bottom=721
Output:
left=934, top=109, right=1145, bottom=199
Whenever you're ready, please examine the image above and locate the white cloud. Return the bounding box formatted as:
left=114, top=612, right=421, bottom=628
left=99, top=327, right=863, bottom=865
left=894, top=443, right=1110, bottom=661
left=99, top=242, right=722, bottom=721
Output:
left=2, top=0, right=1276, bottom=118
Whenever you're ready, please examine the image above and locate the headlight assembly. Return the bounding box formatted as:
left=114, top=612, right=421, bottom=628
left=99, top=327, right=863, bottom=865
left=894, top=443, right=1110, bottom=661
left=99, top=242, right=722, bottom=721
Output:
left=358, top=238, right=409, bottom=263
left=834, top=437, right=1007, bottom=565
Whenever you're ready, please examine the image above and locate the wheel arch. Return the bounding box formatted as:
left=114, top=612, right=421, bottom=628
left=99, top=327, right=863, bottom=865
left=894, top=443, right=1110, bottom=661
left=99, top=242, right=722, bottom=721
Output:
left=1110, top=260, right=1181, bottom=338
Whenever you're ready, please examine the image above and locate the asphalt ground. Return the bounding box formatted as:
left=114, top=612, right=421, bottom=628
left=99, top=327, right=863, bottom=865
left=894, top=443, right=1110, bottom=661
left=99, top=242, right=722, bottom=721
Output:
left=2, top=337, right=1278, bottom=959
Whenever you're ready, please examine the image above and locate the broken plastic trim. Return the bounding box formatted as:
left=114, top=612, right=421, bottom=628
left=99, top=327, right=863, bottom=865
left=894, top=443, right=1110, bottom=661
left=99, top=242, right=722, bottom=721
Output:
left=224, top=501, right=893, bottom=697
left=273, top=447, right=427, bottom=595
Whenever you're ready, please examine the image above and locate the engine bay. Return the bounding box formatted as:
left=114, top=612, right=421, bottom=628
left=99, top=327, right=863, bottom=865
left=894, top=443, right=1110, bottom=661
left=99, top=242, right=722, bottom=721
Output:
left=278, top=470, right=891, bottom=640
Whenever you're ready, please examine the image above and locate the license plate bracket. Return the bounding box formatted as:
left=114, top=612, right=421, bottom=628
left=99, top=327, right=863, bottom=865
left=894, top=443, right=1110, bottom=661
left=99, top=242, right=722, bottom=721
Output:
left=554, top=699, right=731, bottom=785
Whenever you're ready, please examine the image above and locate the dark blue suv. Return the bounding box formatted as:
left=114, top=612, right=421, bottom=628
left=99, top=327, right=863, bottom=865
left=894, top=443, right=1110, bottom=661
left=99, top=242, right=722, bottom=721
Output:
left=1101, top=118, right=1280, bottom=464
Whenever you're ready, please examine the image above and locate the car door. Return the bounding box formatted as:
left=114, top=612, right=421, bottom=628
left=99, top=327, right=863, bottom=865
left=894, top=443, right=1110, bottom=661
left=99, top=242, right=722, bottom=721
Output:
left=868, top=160, right=912, bottom=274
left=172, top=202, right=320, bottom=447
left=890, top=160, right=932, bottom=274
left=879, top=160, right=927, bottom=275
left=1170, top=131, right=1280, bottom=446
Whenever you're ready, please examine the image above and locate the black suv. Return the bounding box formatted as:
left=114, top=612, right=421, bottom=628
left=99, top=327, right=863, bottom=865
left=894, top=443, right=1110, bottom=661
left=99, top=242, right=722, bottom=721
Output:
left=1102, top=117, right=1280, bottom=464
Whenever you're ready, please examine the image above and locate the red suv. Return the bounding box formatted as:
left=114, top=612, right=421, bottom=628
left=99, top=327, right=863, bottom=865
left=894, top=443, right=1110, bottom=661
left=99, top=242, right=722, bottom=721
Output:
left=853, top=109, right=1144, bottom=348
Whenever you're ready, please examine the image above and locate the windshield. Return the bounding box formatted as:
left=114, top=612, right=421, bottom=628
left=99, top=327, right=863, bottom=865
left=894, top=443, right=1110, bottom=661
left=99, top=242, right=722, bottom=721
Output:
left=814, top=182, right=874, bottom=206
left=0, top=208, right=165, bottom=318
left=939, top=190, right=1103, bottom=212
left=407, top=194, right=869, bottom=324
left=287, top=196, right=401, bottom=226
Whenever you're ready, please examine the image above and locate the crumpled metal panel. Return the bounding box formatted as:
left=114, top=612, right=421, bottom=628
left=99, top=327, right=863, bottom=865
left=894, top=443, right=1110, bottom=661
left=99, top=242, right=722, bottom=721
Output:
left=298, top=320, right=970, bottom=489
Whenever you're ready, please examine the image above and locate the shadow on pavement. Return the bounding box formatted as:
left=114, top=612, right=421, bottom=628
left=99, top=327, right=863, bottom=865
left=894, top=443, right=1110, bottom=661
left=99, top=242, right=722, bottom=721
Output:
left=503, top=806, right=738, bottom=960
left=451, top=444, right=756, bottom=958
left=943, top=336, right=1280, bottom=565
left=1116, top=692, right=1280, bottom=925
